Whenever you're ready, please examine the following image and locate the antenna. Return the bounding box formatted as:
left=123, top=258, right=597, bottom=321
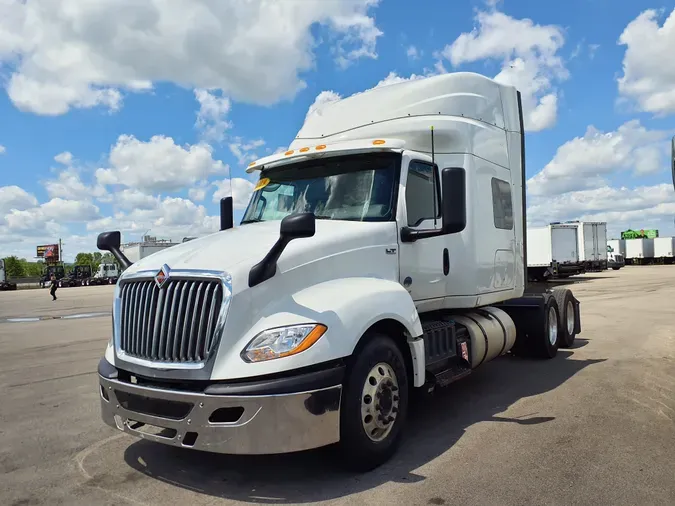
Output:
left=431, top=126, right=438, bottom=227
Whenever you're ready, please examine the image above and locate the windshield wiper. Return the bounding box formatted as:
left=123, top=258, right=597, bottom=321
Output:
left=240, top=218, right=263, bottom=224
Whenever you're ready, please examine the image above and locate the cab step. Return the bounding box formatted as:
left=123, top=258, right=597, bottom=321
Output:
left=421, top=318, right=472, bottom=390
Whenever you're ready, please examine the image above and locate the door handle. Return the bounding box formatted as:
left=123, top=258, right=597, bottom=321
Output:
left=443, top=248, right=449, bottom=276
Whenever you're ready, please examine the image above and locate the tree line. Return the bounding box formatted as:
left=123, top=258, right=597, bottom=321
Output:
left=2, top=252, right=118, bottom=279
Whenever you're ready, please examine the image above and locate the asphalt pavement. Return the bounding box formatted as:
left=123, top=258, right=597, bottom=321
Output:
left=1, top=267, right=674, bottom=505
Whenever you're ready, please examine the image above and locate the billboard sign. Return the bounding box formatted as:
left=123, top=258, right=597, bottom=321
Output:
left=620, top=229, right=659, bottom=240
left=37, top=244, right=60, bottom=261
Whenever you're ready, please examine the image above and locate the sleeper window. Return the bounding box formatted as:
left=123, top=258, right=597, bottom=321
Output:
left=491, top=177, right=513, bottom=230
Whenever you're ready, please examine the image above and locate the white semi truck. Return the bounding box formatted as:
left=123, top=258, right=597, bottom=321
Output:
left=95, top=72, right=582, bottom=471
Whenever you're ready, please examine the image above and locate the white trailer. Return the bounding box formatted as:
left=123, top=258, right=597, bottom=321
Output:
left=527, top=224, right=584, bottom=280
left=562, top=221, right=607, bottom=271
left=625, top=238, right=655, bottom=264
left=95, top=72, right=583, bottom=472
left=653, top=237, right=675, bottom=263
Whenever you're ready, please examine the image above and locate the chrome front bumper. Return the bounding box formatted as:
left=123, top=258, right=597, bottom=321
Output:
left=99, top=375, right=342, bottom=454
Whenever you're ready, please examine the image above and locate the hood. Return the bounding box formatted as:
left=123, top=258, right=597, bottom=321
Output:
left=123, top=219, right=398, bottom=290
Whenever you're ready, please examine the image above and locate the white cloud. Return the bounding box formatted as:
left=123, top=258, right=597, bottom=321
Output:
left=54, top=151, right=73, bottom=165
left=229, top=138, right=266, bottom=166
left=0, top=0, right=383, bottom=115
left=527, top=183, right=675, bottom=237
left=617, top=8, right=675, bottom=116
left=4, top=198, right=99, bottom=233
left=96, top=134, right=228, bottom=193
left=86, top=196, right=218, bottom=240
left=188, top=187, right=207, bottom=202
left=305, top=90, right=343, bottom=121
left=440, top=10, right=567, bottom=131
left=0, top=186, right=38, bottom=214
left=194, top=88, right=232, bottom=142
left=0, top=145, right=6, bottom=155
left=212, top=178, right=255, bottom=210
left=114, top=189, right=160, bottom=211
left=527, top=120, right=670, bottom=197
left=372, top=71, right=425, bottom=88
left=406, top=45, right=420, bottom=60
left=43, top=168, right=106, bottom=201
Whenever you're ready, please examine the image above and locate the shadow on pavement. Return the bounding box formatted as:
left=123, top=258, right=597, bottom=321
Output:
left=124, top=349, right=605, bottom=504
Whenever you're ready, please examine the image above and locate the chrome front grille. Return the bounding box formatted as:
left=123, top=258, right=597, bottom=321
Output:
left=118, top=277, right=225, bottom=363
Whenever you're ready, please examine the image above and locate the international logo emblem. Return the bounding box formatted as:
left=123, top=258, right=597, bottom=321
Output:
left=155, top=264, right=170, bottom=289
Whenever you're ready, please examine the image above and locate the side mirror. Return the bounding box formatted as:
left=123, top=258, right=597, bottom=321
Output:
left=441, top=167, right=466, bottom=234
left=97, top=231, right=121, bottom=251
left=220, top=196, right=234, bottom=231
left=400, top=166, right=466, bottom=242
left=249, top=212, right=316, bottom=287
left=96, top=231, right=132, bottom=270
left=280, top=212, right=316, bottom=239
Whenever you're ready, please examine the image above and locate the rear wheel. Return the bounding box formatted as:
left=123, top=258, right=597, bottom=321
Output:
left=528, top=296, right=560, bottom=359
left=552, top=288, right=577, bottom=348
left=337, top=333, right=409, bottom=472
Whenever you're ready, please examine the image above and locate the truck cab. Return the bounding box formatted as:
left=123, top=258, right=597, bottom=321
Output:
left=96, top=72, right=582, bottom=471
left=0, top=259, right=17, bottom=291
left=607, top=244, right=625, bottom=270
left=94, top=263, right=120, bottom=283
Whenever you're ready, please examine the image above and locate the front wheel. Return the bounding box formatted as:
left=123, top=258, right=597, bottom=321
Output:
left=337, top=334, right=409, bottom=472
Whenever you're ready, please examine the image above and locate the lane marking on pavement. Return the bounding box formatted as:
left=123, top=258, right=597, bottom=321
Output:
left=1, top=311, right=110, bottom=324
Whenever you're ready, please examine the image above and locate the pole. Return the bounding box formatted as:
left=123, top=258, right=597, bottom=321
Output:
left=59, top=238, right=62, bottom=263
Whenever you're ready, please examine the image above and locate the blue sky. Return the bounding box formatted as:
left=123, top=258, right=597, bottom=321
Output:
left=1, top=0, right=674, bottom=261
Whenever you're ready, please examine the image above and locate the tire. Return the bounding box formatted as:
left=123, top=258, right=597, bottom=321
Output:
left=528, top=296, right=560, bottom=359
left=336, top=333, right=409, bottom=472
left=612, top=267, right=620, bottom=270
left=552, top=288, right=577, bottom=348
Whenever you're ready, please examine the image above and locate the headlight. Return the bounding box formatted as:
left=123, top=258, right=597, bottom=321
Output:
left=241, top=324, right=327, bottom=363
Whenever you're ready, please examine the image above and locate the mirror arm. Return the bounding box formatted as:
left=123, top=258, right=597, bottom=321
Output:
left=400, top=227, right=444, bottom=243
left=96, top=231, right=132, bottom=270
left=248, top=237, right=291, bottom=288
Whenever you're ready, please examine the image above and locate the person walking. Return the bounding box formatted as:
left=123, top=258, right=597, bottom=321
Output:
left=49, top=274, right=58, bottom=301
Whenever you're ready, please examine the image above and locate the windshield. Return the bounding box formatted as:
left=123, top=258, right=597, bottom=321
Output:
left=242, top=153, right=400, bottom=224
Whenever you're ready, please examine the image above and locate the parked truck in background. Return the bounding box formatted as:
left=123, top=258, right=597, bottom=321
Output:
left=562, top=221, right=608, bottom=272
left=58, top=265, right=93, bottom=287
left=0, top=259, right=18, bottom=291
left=526, top=223, right=584, bottom=281
left=39, top=264, right=65, bottom=288
left=606, top=243, right=625, bottom=270
left=84, top=263, right=120, bottom=285
left=95, top=72, right=582, bottom=471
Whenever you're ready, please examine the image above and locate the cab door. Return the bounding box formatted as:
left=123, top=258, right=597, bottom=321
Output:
left=397, top=152, right=448, bottom=307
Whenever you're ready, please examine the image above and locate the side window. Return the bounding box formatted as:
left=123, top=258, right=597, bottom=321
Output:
left=406, top=161, right=441, bottom=227
left=491, top=178, right=513, bottom=230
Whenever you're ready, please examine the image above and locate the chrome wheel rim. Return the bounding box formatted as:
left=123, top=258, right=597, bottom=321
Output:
left=360, top=362, right=400, bottom=442
left=548, top=306, right=558, bottom=346
left=566, top=300, right=575, bottom=335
